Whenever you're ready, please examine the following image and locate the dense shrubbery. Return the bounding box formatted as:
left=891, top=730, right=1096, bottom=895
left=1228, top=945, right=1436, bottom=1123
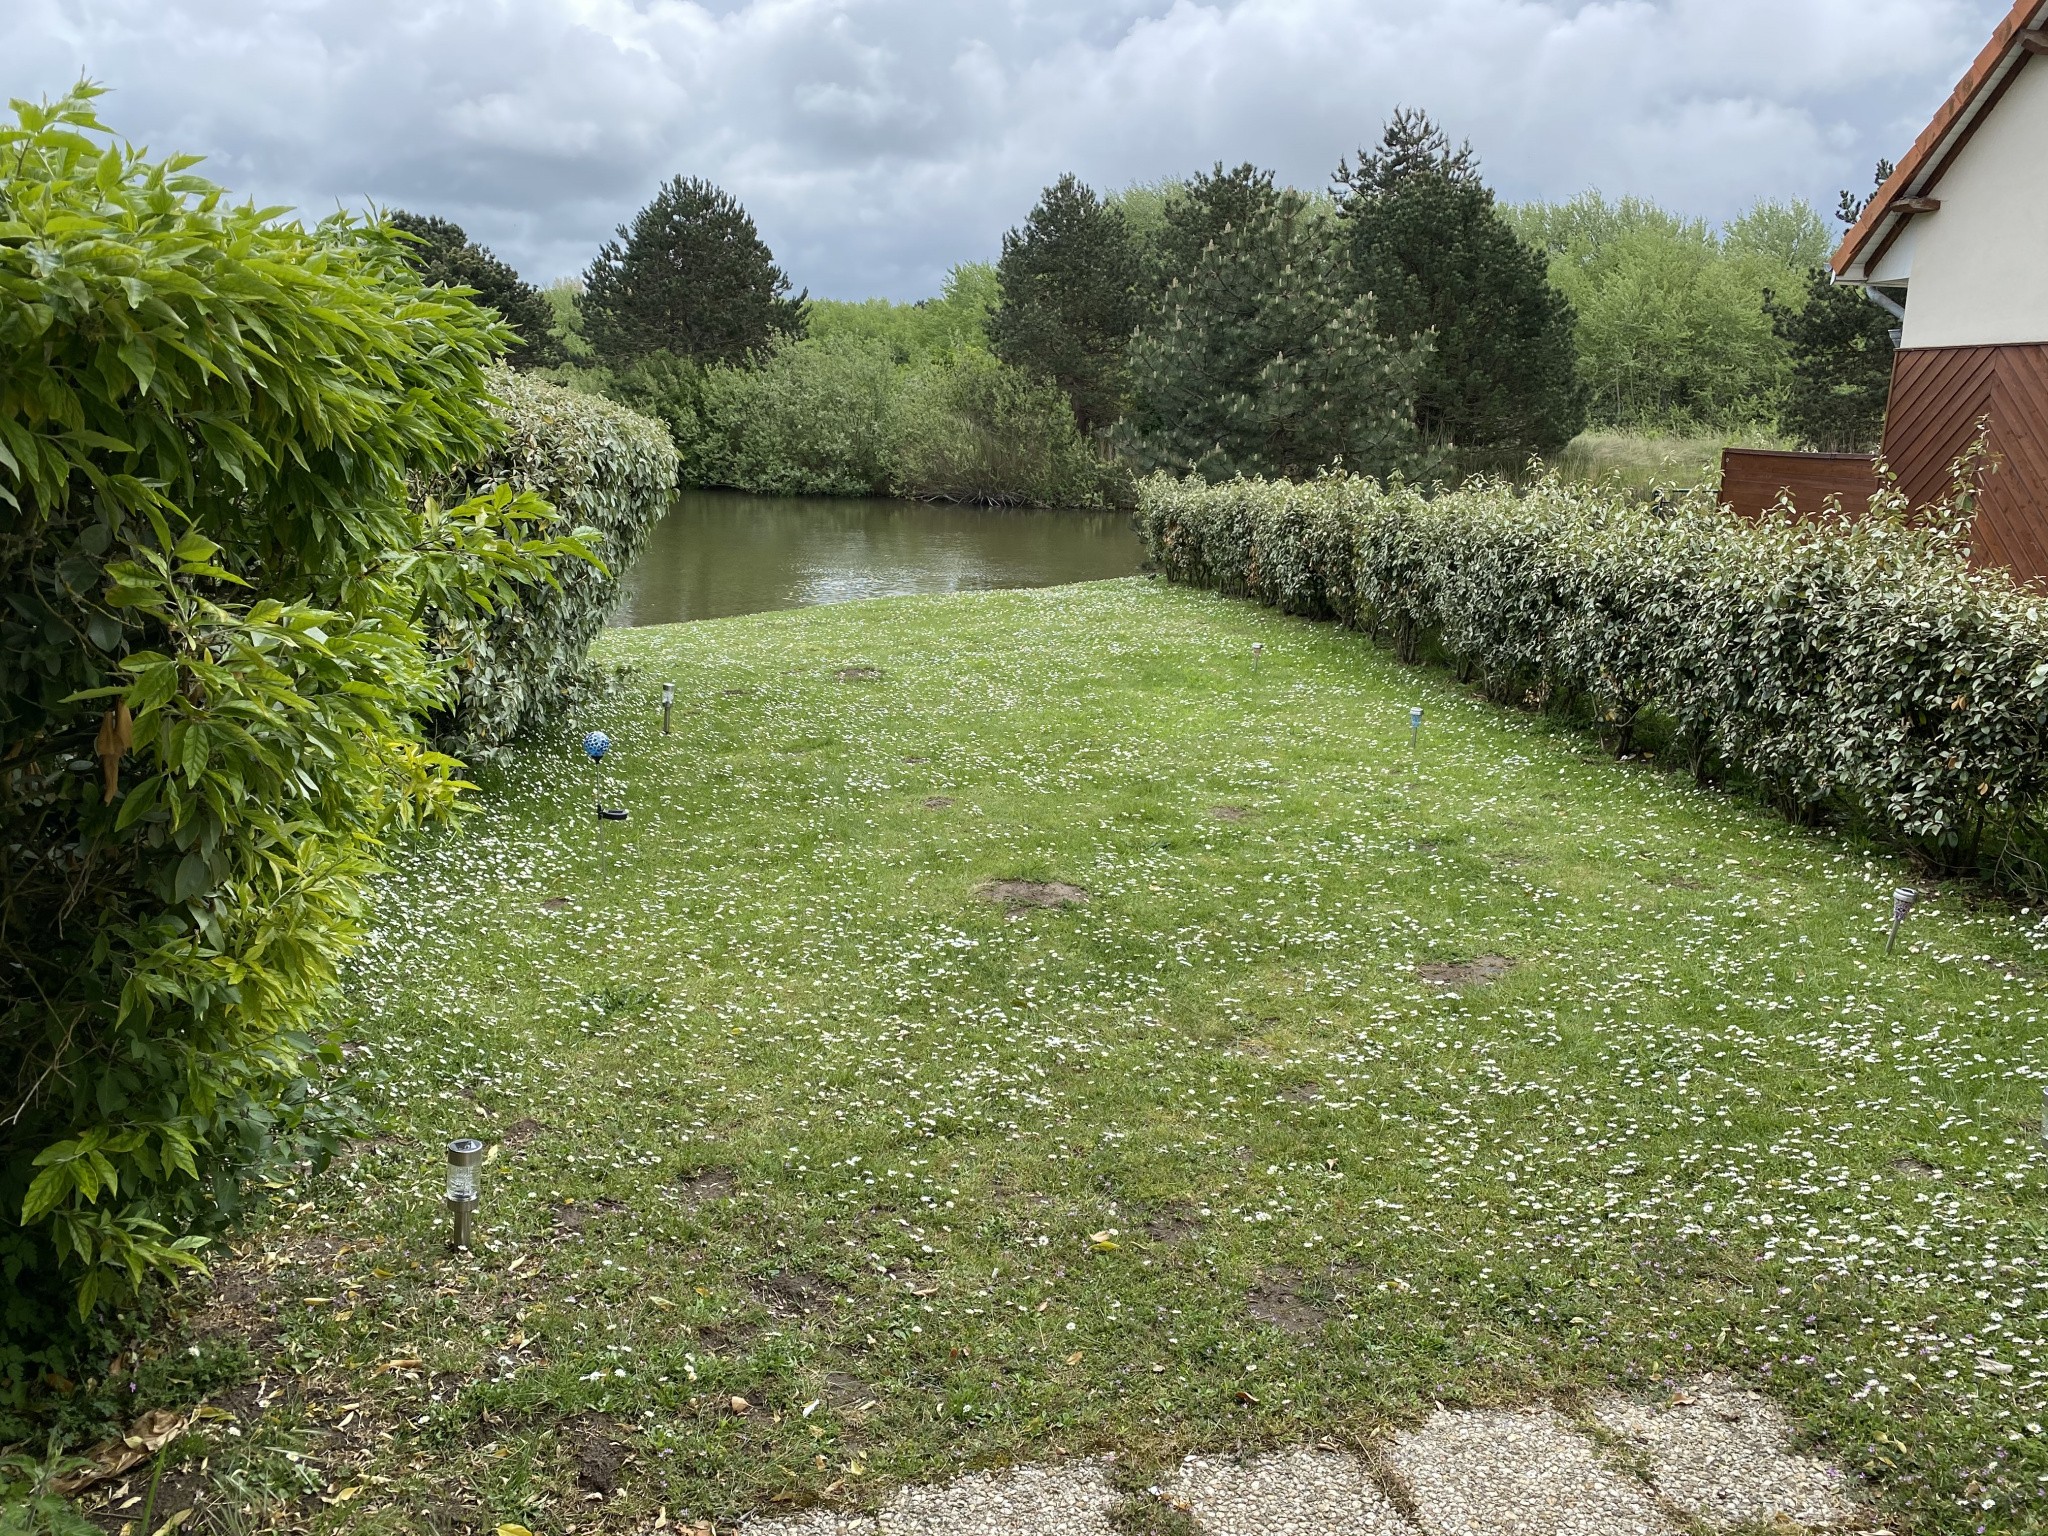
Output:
left=0, top=87, right=634, bottom=1380
left=427, top=372, right=679, bottom=749
left=1139, top=455, right=2048, bottom=884
left=603, top=334, right=1110, bottom=507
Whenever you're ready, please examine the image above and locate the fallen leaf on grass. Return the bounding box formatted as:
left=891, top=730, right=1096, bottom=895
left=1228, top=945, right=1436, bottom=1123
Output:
left=371, top=1356, right=423, bottom=1376
left=496, top=1525, right=535, bottom=1536
left=730, top=1395, right=752, bottom=1415
left=53, top=1408, right=196, bottom=1495
left=1065, top=1350, right=1084, bottom=1365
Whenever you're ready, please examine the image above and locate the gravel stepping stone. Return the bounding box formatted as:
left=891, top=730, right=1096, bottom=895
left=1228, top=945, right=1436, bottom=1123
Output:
left=1164, top=1446, right=1415, bottom=1534
left=878, top=1460, right=1117, bottom=1535
left=741, top=1512, right=879, bottom=1535
left=1591, top=1379, right=1861, bottom=1530
left=1389, top=1406, right=1680, bottom=1536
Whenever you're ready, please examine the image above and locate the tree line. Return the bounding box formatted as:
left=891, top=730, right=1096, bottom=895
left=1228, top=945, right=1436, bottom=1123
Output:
left=392, top=115, right=1901, bottom=501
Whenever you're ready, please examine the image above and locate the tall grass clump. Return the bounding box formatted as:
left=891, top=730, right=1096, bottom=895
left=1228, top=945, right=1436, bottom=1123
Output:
left=1139, top=451, right=2048, bottom=889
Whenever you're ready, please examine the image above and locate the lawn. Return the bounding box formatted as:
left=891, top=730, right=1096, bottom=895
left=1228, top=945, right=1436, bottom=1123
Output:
left=116, top=578, right=2046, bottom=1535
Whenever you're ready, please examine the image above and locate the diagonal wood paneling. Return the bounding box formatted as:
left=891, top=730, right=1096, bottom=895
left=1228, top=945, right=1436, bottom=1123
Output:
left=1881, top=342, right=2048, bottom=586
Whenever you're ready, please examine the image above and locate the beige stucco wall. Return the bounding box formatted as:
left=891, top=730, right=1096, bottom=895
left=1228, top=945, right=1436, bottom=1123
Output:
left=1898, top=55, right=2048, bottom=348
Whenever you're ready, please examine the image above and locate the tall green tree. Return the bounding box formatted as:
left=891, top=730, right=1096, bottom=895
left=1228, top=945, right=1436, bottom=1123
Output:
left=1122, top=191, right=1420, bottom=482
left=1766, top=165, right=1900, bottom=453
left=584, top=176, right=806, bottom=367
left=386, top=209, right=560, bottom=368
left=1766, top=268, right=1896, bottom=451
left=1337, top=110, right=1582, bottom=460
left=988, top=174, right=1143, bottom=436
left=1507, top=191, right=1830, bottom=431
left=1143, top=163, right=1286, bottom=296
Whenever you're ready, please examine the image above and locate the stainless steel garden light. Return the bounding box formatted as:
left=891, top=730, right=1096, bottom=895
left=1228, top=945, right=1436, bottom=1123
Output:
left=1410, top=705, right=1424, bottom=749
left=662, top=682, right=675, bottom=735
left=1886, top=887, right=1919, bottom=954
left=445, top=1137, right=484, bottom=1249
left=1252, top=642, right=1264, bottom=671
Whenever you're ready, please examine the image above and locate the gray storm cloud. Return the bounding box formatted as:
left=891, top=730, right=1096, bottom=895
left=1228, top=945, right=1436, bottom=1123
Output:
left=0, top=0, right=2006, bottom=299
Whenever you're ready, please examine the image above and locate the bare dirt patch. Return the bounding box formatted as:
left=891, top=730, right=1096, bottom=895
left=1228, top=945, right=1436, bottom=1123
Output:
left=1145, top=1205, right=1203, bottom=1243
left=500, top=1117, right=546, bottom=1148
left=677, top=1166, right=739, bottom=1206
left=539, top=895, right=573, bottom=913
left=552, top=1198, right=627, bottom=1233
left=922, top=796, right=954, bottom=809
left=976, top=878, right=1089, bottom=908
left=1207, top=805, right=1249, bottom=822
left=1415, top=954, right=1514, bottom=988
left=1892, top=1155, right=1942, bottom=1179
left=835, top=665, right=882, bottom=682
left=569, top=1414, right=628, bottom=1495
left=1281, top=1081, right=1324, bottom=1103
left=824, top=1371, right=881, bottom=1412
left=1247, top=1277, right=1327, bottom=1336
left=756, top=1269, right=843, bottom=1319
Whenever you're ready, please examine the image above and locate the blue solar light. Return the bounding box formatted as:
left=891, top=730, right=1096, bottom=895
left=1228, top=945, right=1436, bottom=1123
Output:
left=582, top=731, right=610, bottom=762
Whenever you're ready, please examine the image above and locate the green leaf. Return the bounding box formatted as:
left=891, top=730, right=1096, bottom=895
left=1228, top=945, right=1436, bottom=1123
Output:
left=20, top=1165, right=71, bottom=1225
left=173, top=850, right=210, bottom=903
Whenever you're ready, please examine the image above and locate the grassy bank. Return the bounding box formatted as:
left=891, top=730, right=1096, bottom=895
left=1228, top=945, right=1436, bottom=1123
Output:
left=76, top=580, right=2046, bottom=1534
left=1548, top=426, right=1792, bottom=495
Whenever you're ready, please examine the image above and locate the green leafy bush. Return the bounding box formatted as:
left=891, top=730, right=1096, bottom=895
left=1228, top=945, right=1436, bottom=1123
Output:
left=427, top=371, right=679, bottom=750
left=1138, top=451, right=2048, bottom=882
left=897, top=349, right=1112, bottom=507
left=0, top=87, right=596, bottom=1380
left=605, top=336, right=1110, bottom=507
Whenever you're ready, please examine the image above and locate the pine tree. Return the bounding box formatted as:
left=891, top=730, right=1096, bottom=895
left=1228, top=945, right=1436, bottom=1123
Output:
left=1337, top=109, right=1583, bottom=462
left=386, top=210, right=560, bottom=368
left=1143, top=163, right=1284, bottom=295
left=1122, top=192, right=1421, bottom=482
left=584, top=176, right=805, bottom=368
left=1770, top=163, right=1899, bottom=453
left=988, top=175, right=1143, bottom=436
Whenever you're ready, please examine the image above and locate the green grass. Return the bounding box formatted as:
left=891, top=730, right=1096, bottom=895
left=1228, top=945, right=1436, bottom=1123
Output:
left=134, top=580, right=2046, bottom=1534
left=1549, top=426, right=1795, bottom=495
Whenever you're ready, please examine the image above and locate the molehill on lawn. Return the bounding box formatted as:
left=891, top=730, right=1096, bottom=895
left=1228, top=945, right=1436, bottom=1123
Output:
left=91, top=578, right=2046, bottom=1534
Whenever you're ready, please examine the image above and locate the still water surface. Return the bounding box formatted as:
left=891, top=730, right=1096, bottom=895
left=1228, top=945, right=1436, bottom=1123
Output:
left=611, top=489, right=1143, bottom=626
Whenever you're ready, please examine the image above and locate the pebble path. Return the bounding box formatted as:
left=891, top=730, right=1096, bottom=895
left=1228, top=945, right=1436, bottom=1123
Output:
left=738, top=1377, right=1871, bottom=1536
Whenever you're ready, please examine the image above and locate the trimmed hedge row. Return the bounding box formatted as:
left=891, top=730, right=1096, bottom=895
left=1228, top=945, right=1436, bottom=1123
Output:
left=430, top=370, right=679, bottom=748
left=1137, top=466, right=2048, bottom=879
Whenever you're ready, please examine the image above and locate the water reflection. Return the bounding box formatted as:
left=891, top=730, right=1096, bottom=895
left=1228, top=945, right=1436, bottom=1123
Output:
left=611, top=490, right=1144, bottom=626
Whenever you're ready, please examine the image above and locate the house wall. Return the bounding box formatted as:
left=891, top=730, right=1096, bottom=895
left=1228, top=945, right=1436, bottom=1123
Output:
left=1899, top=55, right=2048, bottom=348
left=1881, top=343, right=2048, bottom=584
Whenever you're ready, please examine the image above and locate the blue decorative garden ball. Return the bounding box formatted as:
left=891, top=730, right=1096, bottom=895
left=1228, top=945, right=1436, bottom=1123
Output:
left=582, top=731, right=610, bottom=763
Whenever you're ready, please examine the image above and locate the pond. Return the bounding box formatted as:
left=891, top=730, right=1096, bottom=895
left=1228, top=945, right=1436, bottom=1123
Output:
left=610, top=489, right=1144, bottom=626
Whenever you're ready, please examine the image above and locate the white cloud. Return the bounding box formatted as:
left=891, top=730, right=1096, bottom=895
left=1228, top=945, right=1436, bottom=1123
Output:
left=0, top=0, right=2010, bottom=298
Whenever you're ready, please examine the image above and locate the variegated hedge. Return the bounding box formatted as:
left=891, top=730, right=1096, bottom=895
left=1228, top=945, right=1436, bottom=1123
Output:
left=1137, top=463, right=2048, bottom=883
left=429, top=370, right=679, bottom=749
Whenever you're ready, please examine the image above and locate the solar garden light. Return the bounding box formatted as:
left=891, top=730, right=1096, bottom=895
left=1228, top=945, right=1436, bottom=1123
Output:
left=1886, top=886, right=1919, bottom=954
left=445, top=1138, right=484, bottom=1249
left=661, top=682, right=675, bottom=735
left=1410, top=705, right=1424, bottom=749
left=584, top=731, right=628, bottom=821
left=1251, top=642, right=1264, bottom=672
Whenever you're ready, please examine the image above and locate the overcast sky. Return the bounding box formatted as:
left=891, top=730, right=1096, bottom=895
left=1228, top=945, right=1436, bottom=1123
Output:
left=2, top=0, right=2010, bottom=301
